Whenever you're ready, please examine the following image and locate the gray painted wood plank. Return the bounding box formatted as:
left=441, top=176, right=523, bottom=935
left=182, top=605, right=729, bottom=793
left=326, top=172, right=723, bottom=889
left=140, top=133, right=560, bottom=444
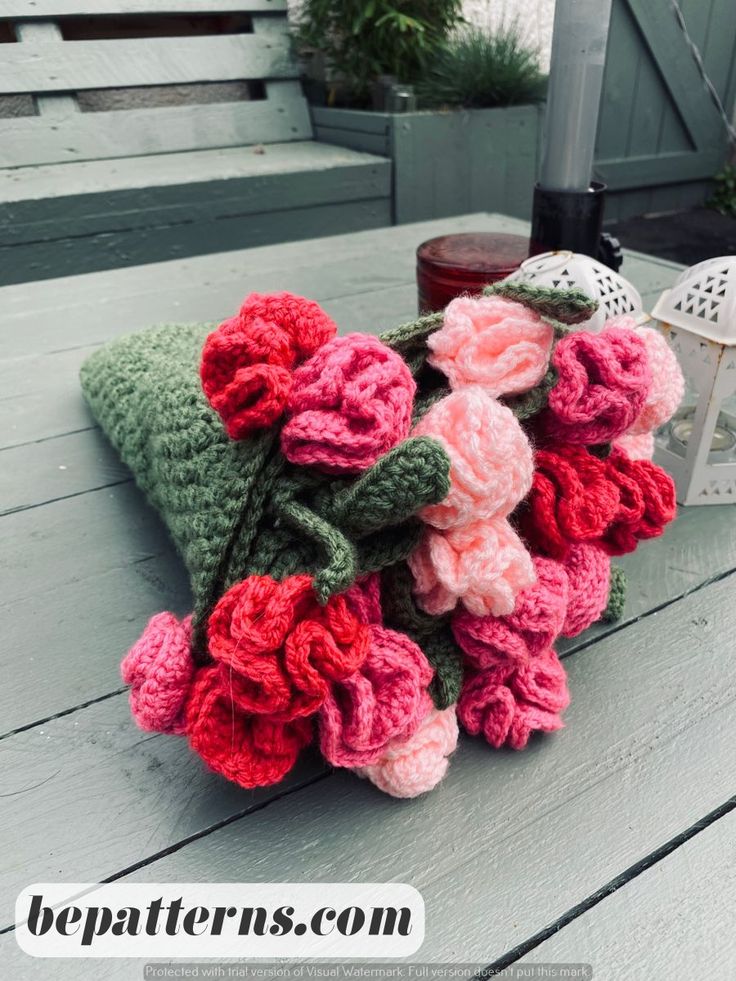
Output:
left=0, top=195, right=393, bottom=286
left=597, top=149, right=724, bottom=190
left=526, top=806, right=736, bottom=978
left=0, top=426, right=130, bottom=515
left=13, top=19, right=79, bottom=117
left=625, top=0, right=721, bottom=148
left=0, top=483, right=190, bottom=733
left=0, top=142, right=387, bottom=206
left=312, top=124, right=390, bottom=157
left=0, top=696, right=328, bottom=931
left=0, top=213, right=518, bottom=358
left=0, top=34, right=295, bottom=95
left=5, top=569, right=732, bottom=969
left=0, top=344, right=101, bottom=448
left=0, top=156, right=391, bottom=255
left=310, top=107, right=392, bottom=135
left=0, top=88, right=312, bottom=168
left=0, top=0, right=287, bottom=14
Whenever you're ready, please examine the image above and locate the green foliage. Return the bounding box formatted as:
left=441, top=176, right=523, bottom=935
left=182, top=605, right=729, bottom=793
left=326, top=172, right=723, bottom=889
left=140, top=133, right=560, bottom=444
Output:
left=417, top=24, right=546, bottom=109
left=296, top=0, right=463, bottom=105
left=708, top=164, right=736, bottom=217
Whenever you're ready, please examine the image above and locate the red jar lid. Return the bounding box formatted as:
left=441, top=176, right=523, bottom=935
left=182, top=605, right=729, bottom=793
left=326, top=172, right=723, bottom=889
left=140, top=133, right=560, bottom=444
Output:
left=416, top=232, right=529, bottom=314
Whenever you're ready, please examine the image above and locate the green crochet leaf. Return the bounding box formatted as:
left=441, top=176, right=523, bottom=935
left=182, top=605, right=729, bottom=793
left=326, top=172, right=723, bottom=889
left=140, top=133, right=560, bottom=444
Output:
left=485, top=280, right=599, bottom=325
left=603, top=565, right=627, bottom=622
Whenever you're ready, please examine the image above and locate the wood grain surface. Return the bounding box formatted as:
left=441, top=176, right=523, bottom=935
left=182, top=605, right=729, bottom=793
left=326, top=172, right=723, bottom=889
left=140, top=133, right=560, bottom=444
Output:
left=1, top=214, right=731, bottom=981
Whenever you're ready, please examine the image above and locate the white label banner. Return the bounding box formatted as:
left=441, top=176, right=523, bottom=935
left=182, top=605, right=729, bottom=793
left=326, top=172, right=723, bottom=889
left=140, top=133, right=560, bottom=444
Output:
left=15, top=882, right=424, bottom=958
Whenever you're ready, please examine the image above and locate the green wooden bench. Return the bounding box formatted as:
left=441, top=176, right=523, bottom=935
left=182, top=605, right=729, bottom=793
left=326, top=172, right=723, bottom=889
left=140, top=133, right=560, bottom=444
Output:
left=0, top=0, right=391, bottom=285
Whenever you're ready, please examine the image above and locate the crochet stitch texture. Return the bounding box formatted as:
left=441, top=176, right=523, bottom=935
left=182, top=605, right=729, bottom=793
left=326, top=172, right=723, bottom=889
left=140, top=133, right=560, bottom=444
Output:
left=82, top=279, right=683, bottom=799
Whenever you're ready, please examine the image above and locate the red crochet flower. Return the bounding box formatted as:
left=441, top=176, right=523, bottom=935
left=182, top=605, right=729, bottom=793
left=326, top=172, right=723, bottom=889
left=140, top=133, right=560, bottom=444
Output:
left=541, top=327, right=651, bottom=445
left=452, top=555, right=569, bottom=670
left=457, top=648, right=569, bottom=750
left=186, top=665, right=312, bottom=788
left=517, top=445, right=620, bottom=559
left=318, top=625, right=434, bottom=768
left=207, top=574, right=370, bottom=722
left=201, top=292, right=336, bottom=439
left=601, top=448, right=677, bottom=555
left=560, top=543, right=611, bottom=637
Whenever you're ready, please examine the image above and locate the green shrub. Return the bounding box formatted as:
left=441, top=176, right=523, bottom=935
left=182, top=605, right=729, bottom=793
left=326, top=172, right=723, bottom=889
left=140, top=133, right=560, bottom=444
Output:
left=417, top=24, right=546, bottom=110
left=296, top=0, right=463, bottom=106
left=708, top=164, right=736, bottom=218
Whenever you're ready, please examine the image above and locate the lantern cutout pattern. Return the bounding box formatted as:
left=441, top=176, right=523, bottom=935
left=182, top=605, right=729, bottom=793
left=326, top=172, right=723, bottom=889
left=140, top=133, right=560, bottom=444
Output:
left=652, top=256, right=736, bottom=505
left=508, top=250, right=643, bottom=332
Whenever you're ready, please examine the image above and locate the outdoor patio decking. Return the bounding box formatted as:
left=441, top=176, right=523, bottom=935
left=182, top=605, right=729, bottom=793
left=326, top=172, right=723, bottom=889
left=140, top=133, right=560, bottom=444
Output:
left=1, top=213, right=734, bottom=978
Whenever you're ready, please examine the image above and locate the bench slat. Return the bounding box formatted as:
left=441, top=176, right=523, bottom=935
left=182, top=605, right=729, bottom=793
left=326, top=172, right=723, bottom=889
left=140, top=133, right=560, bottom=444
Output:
left=0, top=0, right=287, bottom=15
left=0, top=83, right=311, bottom=166
left=0, top=33, right=295, bottom=93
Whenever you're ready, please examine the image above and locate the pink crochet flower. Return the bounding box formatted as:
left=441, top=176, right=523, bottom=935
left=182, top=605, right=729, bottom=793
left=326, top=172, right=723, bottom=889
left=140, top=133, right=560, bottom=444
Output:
left=408, top=517, right=536, bottom=617
left=560, top=543, right=611, bottom=637
left=281, top=333, right=415, bottom=474
left=606, top=316, right=684, bottom=435
left=355, top=706, right=459, bottom=798
left=344, top=573, right=383, bottom=626
left=412, top=387, right=533, bottom=529
left=458, top=648, right=569, bottom=750
left=614, top=431, right=655, bottom=460
left=121, top=612, right=195, bottom=735
left=427, top=294, right=554, bottom=396
left=452, top=555, right=569, bottom=669
left=542, top=327, right=651, bottom=444
left=319, top=625, right=434, bottom=768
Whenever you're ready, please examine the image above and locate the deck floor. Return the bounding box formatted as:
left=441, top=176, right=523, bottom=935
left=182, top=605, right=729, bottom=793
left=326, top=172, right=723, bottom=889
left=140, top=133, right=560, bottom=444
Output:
left=1, top=213, right=734, bottom=979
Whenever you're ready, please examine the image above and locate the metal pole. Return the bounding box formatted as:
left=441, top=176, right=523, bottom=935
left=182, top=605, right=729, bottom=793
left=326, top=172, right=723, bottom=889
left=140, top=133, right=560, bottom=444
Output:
left=540, top=0, right=614, bottom=191
left=530, top=0, right=615, bottom=261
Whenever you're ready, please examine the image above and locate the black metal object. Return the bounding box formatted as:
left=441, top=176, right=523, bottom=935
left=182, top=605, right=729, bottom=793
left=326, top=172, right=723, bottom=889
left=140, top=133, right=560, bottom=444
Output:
left=598, top=231, right=623, bottom=271
left=529, top=181, right=621, bottom=270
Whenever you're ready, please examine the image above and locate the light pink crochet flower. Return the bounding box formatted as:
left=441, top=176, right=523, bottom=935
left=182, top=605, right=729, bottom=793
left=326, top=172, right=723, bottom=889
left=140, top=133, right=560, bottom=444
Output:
left=614, top=431, right=655, bottom=460
left=561, top=543, right=611, bottom=637
left=281, top=333, right=415, bottom=474
left=318, top=625, right=434, bottom=768
left=121, top=612, right=195, bottom=735
left=452, top=555, right=569, bottom=669
left=412, top=387, right=533, bottom=529
left=542, top=327, right=651, bottom=445
left=408, top=517, right=536, bottom=617
left=458, top=648, right=569, bottom=750
left=428, top=294, right=554, bottom=396
left=356, top=706, right=459, bottom=798
left=606, top=316, right=684, bottom=435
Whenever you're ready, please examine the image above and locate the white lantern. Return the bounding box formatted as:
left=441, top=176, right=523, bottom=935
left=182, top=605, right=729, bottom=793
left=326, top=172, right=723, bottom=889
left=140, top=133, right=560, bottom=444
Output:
left=507, top=250, right=644, bottom=332
left=652, top=256, right=736, bottom=505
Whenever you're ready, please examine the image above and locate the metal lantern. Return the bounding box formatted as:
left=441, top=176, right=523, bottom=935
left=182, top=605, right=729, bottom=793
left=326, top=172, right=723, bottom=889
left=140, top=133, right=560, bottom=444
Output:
left=652, top=256, right=736, bottom=505
left=507, top=250, right=643, bottom=332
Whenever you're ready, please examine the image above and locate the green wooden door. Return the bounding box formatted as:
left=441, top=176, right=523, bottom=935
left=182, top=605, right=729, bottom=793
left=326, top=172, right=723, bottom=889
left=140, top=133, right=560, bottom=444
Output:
left=594, top=0, right=736, bottom=219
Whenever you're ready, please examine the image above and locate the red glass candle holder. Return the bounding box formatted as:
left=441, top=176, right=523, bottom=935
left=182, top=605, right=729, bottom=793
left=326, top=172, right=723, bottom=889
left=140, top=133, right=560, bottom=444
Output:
left=416, top=232, right=530, bottom=314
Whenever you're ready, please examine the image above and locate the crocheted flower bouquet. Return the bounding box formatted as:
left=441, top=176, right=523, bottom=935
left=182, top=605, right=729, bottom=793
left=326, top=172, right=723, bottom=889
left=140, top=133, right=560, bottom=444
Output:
left=80, top=281, right=683, bottom=798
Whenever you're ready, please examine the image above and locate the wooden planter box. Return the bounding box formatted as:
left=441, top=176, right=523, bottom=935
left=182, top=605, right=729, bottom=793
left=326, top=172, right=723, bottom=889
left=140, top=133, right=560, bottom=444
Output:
left=312, top=104, right=543, bottom=224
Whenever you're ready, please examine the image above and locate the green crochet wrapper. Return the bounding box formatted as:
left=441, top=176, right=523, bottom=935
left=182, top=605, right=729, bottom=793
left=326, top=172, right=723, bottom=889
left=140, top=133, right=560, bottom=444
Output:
left=80, top=322, right=453, bottom=674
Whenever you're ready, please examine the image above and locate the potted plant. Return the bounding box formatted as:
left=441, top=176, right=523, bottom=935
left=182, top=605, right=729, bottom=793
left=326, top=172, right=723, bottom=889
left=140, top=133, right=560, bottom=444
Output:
left=300, top=17, right=547, bottom=223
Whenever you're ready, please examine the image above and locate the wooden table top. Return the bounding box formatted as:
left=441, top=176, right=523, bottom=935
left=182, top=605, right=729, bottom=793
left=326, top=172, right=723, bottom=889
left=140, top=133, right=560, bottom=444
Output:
left=1, top=213, right=734, bottom=980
